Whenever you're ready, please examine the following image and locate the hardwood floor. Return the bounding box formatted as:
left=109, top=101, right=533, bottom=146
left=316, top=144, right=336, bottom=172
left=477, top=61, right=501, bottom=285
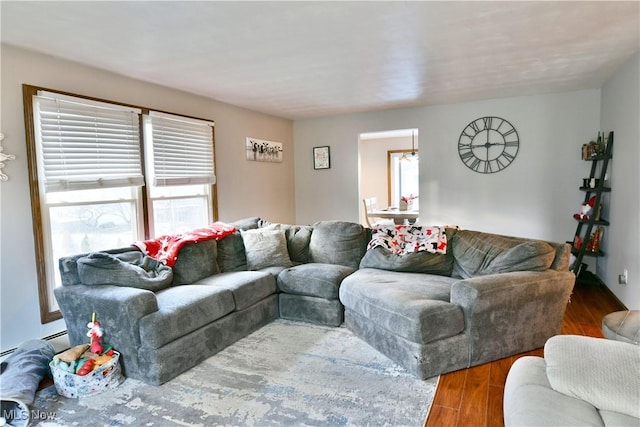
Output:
left=424, top=282, right=626, bottom=427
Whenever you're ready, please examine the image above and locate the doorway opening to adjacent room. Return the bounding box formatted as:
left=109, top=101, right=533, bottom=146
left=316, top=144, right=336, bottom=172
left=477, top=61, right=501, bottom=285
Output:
left=358, top=128, right=419, bottom=227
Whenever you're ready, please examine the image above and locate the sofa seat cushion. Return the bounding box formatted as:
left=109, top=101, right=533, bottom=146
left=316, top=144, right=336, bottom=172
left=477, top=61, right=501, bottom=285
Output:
left=279, top=294, right=344, bottom=326
left=139, top=286, right=235, bottom=349
left=193, top=271, right=276, bottom=311
left=277, top=263, right=355, bottom=300
left=339, top=268, right=464, bottom=344
left=258, top=265, right=288, bottom=277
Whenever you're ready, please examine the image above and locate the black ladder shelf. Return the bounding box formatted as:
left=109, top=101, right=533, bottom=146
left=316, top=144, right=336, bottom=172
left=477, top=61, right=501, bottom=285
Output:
left=570, top=131, right=613, bottom=278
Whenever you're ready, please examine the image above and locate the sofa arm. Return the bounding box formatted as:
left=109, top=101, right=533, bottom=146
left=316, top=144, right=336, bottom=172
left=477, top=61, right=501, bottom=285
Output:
left=54, top=284, right=158, bottom=374
left=545, top=335, right=640, bottom=419
left=450, top=270, right=574, bottom=364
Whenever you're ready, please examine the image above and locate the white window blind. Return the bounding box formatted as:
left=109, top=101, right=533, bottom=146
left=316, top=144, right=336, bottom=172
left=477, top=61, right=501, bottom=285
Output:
left=149, top=111, right=215, bottom=186
left=34, top=91, right=143, bottom=192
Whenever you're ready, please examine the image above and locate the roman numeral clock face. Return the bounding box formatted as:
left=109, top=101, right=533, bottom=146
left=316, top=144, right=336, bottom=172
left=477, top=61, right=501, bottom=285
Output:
left=458, top=117, right=519, bottom=174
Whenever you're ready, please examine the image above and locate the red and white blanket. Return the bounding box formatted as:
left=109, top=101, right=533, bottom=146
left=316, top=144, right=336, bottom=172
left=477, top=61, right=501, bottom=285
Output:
left=133, top=222, right=236, bottom=267
left=368, top=225, right=447, bottom=255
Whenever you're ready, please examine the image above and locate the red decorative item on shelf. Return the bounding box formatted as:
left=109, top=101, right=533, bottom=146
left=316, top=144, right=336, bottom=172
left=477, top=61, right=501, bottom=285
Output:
left=573, top=235, right=582, bottom=250
left=591, top=227, right=602, bottom=253
left=585, top=227, right=602, bottom=253
left=574, top=196, right=597, bottom=221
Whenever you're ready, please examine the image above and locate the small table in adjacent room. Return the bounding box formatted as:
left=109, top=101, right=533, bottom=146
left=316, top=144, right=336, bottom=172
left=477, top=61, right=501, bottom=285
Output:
left=602, top=310, right=640, bottom=345
left=366, top=209, right=419, bottom=225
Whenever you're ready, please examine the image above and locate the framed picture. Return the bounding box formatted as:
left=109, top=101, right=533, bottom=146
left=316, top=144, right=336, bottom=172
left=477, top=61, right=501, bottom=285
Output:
left=313, top=146, right=330, bottom=170
left=246, top=137, right=283, bottom=162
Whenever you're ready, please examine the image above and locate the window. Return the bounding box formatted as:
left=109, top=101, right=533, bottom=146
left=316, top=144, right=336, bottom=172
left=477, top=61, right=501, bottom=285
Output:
left=23, top=85, right=217, bottom=323
left=144, top=111, right=215, bottom=236
left=388, top=150, right=419, bottom=208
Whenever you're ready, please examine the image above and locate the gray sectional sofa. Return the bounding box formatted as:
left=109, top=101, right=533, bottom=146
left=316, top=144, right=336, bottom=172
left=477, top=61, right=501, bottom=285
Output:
left=55, top=217, right=575, bottom=385
left=341, top=228, right=575, bottom=379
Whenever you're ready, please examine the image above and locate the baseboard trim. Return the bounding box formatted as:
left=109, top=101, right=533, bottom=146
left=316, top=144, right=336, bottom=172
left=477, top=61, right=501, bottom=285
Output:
left=600, top=283, right=628, bottom=311
left=0, top=330, right=68, bottom=358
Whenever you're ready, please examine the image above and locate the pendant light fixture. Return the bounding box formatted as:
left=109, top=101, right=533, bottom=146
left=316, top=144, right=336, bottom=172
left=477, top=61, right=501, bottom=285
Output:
left=401, top=130, right=418, bottom=162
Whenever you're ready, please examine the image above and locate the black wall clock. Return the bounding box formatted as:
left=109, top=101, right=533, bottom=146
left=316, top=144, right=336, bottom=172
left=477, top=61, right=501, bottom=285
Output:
left=458, top=116, right=519, bottom=174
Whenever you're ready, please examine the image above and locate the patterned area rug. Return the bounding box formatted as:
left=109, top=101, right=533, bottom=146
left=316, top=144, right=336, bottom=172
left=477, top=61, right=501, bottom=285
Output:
left=33, top=320, right=437, bottom=426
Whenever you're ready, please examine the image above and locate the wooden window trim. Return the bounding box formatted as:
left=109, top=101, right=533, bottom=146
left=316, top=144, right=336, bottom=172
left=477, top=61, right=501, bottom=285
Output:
left=22, top=84, right=218, bottom=323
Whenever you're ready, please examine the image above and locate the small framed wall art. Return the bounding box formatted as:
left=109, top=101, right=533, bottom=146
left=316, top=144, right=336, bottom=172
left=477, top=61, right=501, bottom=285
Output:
left=246, top=137, right=283, bottom=162
left=313, top=146, right=330, bottom=170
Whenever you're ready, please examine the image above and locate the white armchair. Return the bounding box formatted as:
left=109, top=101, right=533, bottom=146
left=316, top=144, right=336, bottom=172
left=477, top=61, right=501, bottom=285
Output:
left=504, top=335, right=640, bottom=426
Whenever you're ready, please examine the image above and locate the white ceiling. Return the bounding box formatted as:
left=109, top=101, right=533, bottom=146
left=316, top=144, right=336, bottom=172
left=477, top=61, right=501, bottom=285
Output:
left=1, top=1, right=639, bottom=120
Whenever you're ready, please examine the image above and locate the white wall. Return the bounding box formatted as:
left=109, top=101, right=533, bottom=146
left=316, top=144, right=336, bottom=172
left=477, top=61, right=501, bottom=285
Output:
left=295, top=90, right=601, bottom=244
left=600, top=52, right=640, bottom=310
left=0, top=45, right=294, bottom=352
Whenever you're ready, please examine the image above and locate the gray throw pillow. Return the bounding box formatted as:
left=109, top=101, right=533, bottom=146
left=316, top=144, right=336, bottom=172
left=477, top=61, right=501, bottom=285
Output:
left=241, top=229, right=293, bottom=270
left=451, top=229, right=556, bottom=279
left=259, top=222, right=313, bottom=264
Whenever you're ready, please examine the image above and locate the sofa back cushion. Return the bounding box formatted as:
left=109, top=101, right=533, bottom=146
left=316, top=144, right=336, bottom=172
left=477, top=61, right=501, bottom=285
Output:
left=360, top=247, right=454, bottom=276
left=217, top=233, right=247, bottom=272
left=284, top=226, right=313, bottom=264
left=309, top=221, right=368, bottom=269
left=171, top=240, right=219, bottom=285
left=59, top=246, right=141, bottom=286
left=230, top=216, right=261, bottom=230
left=359, top=225, right=455, bottom=275
left=547, top=241, right=572, bottom=271
left=215, top=217, right=263, bottom=272
left=77, top=251, right=173, bottom=292
left=451, top=229, right=556, bottom=279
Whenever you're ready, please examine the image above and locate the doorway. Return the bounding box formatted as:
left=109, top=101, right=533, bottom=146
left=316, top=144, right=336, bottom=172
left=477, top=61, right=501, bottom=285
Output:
left=358, top=129, right=419, bottom=226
